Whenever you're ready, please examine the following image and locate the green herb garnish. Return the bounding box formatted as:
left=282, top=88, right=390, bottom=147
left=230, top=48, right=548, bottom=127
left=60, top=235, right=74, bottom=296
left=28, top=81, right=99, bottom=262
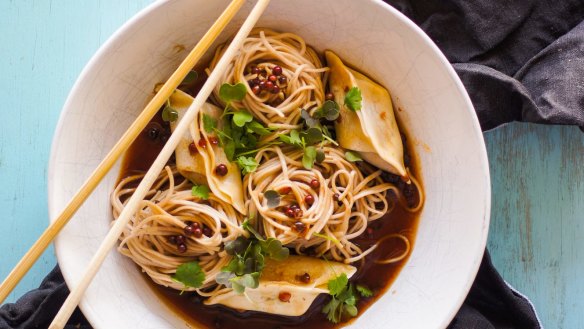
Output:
left=162, top=102, right=178, bottom=122
left=236, top=156, right=258, bottom=175
left=219, top=82, right=247, bottom=103
left=191, top=185, right=210, bottom=200
left=344, top=151, right=363, bottom=162
left=217, top=219, right=289, bottom=294
left=202, top=113, right=217, bottom=133
left=314, top=100, right=340, bottom=121
left=356, top=284, right=374, bottom=297
left=279, top=129, right=302, bottom=147
left=214, top=105, right=272, bottom=174
left=179, top=70, right=199, bottom=87
left=316, top=149, right=326, bottom=163
left=302, top=146, right=317, bottom=169
left=232, top=110, right=254, bottom=127
left=246, top=120, right=271, bottom=136
left=263, top=190, right=280, bottom=208
left=328, top=273, right=349, bottom=296
left=344, top=87, right=362, bottom=111
left=301, top=109, right=319, bottom=128
left=171, top=261, right=206, bottom=290
left=322, top=274, right=374, bottom=324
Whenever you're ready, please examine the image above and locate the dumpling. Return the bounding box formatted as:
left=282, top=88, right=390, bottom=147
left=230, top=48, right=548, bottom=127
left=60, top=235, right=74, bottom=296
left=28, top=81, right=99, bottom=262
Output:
left=205, top=255, right=356, bottom=316
left=168, top=89, right=246, bottom=214
left=325, top=50, right=408, bottom=179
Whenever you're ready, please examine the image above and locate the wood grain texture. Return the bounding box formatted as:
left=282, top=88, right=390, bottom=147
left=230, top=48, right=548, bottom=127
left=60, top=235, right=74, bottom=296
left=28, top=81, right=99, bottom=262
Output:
left=485, top=123, right=584, bottom=328
left=0, top=0, right=154, bottom=304
left=0, top=1, right=581, bottom=329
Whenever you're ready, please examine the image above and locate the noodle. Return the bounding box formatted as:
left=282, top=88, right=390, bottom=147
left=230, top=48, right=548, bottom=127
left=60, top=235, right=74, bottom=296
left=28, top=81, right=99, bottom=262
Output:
left=207, top=29, right=327, bottom=139
left=244, top=145, right=399, bottom=263
left=112, top=166, right=243, bottom=291
left=111, top=28, right=425, bottom=319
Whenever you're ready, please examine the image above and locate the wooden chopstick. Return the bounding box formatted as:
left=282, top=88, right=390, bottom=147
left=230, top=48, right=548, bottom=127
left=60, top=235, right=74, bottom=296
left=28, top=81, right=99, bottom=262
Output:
left=0, top=0, right=246, bottom=305
left=48, top=0, right=271, bottom=327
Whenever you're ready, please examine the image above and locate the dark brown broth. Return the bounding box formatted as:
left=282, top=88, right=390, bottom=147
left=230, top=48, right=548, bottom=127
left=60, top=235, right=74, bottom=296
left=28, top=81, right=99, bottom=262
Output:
left=117, top=69, right=422, bottom=329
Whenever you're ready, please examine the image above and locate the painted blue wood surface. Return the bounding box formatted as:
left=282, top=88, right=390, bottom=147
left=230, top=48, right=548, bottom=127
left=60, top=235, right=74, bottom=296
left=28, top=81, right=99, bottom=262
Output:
left=485, top=123, right=584, bottom=328
left=0, top=1, right=581, bottom=328
left=0, top=0, right=154, bottom=304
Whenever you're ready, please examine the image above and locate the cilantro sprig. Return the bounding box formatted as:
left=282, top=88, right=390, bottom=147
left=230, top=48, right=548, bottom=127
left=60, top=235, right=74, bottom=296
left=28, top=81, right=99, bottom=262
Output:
left=322, top=274, right=374, bottom=324
left=191, top=185, right=210, bottom=200
left=212, top=83, right=273, bottom=175
left=216, top=219, right=289, bottom=294
left=344, top=87, right=362, bottom=111
left=171, top=261, right=206, bottom=291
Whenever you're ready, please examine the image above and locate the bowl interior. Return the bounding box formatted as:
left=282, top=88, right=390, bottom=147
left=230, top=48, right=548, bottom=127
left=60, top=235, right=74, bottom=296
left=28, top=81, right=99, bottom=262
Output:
left=49, top=0, right=490, bottom=328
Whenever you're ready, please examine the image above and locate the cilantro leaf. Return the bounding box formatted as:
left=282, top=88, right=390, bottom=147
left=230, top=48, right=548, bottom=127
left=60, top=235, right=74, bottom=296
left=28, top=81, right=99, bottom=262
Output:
left=344, top=151, right=363, bottom=162
left=233, top=110, right=253, bottom=127
left=162, top=104, right=178, bottom=122
left=279, top=130, right=303, bottom=147
left=264, top=190, right=280, bottom=208
left=322, top=297, right=343, bottom=323
left=191, top=185, right=210, bottom=200
left=219, top=83, right=247, bottom=103
left=171, top=262, right=206, bottom=289
left=202, top=113, right=217, bottom=133
left=236, top=156, right=258, bottom=175
left=323, top=274, right=364, bottom=324
left=344, top=87, right=362, bottom=111
left=302, top=146, right=317, bottom=169
left=356, top=284, right=374, bottom=297
left=328, top=273, right=349, bottom=296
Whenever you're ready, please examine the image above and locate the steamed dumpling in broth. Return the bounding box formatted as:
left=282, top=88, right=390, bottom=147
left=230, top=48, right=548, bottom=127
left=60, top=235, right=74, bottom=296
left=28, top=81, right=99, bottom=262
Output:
left=205, top=256, right=356, bottom=316
left=326, top=51, right=408, bottom=179
left=169, top=90, right=246, bottom=214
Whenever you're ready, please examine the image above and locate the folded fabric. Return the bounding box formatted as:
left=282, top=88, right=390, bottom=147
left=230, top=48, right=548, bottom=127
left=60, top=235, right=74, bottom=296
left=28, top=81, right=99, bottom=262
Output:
left=388, top=0, right=584, bottom=131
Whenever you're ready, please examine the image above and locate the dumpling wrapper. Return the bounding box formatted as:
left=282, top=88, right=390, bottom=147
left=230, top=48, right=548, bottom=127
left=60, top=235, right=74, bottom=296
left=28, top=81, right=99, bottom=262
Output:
left=205, top=255, right=356, bottom=316
left=326, top=50, right=408, bottom=179
left=168, top=90, right=246, bottom=214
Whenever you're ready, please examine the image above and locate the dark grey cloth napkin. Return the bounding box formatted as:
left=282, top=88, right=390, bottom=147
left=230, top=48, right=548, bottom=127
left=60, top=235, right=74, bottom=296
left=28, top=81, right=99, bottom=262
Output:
left=2, top=0, right=584, bottom=328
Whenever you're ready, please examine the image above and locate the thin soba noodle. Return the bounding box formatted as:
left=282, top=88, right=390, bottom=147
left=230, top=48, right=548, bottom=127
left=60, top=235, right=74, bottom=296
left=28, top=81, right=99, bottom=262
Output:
left=112, top=28, right=425, bottom=323
left=207, top=29, right=327, bottom=134
left=112, top=166, right=243, bottom=292
left=244, top=145, right=421, bottom=264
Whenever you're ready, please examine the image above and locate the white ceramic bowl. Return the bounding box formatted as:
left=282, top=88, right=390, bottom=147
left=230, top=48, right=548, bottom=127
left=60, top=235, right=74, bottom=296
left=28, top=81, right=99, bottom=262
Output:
left=49, top=1, right=490, bottom=328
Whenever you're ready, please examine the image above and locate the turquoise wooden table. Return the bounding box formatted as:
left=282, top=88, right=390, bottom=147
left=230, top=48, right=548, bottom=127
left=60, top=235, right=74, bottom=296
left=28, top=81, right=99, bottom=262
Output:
left=1, top=1, right=582, bottom=328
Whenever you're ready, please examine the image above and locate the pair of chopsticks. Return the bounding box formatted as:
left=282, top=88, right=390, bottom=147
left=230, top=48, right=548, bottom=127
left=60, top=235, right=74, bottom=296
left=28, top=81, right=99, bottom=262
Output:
left=0, top=0, right=272, bottom=327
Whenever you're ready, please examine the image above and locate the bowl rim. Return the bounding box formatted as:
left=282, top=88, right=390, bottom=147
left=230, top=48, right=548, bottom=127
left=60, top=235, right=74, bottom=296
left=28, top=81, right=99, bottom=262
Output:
left=48, top=1, right=491, bottom=328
